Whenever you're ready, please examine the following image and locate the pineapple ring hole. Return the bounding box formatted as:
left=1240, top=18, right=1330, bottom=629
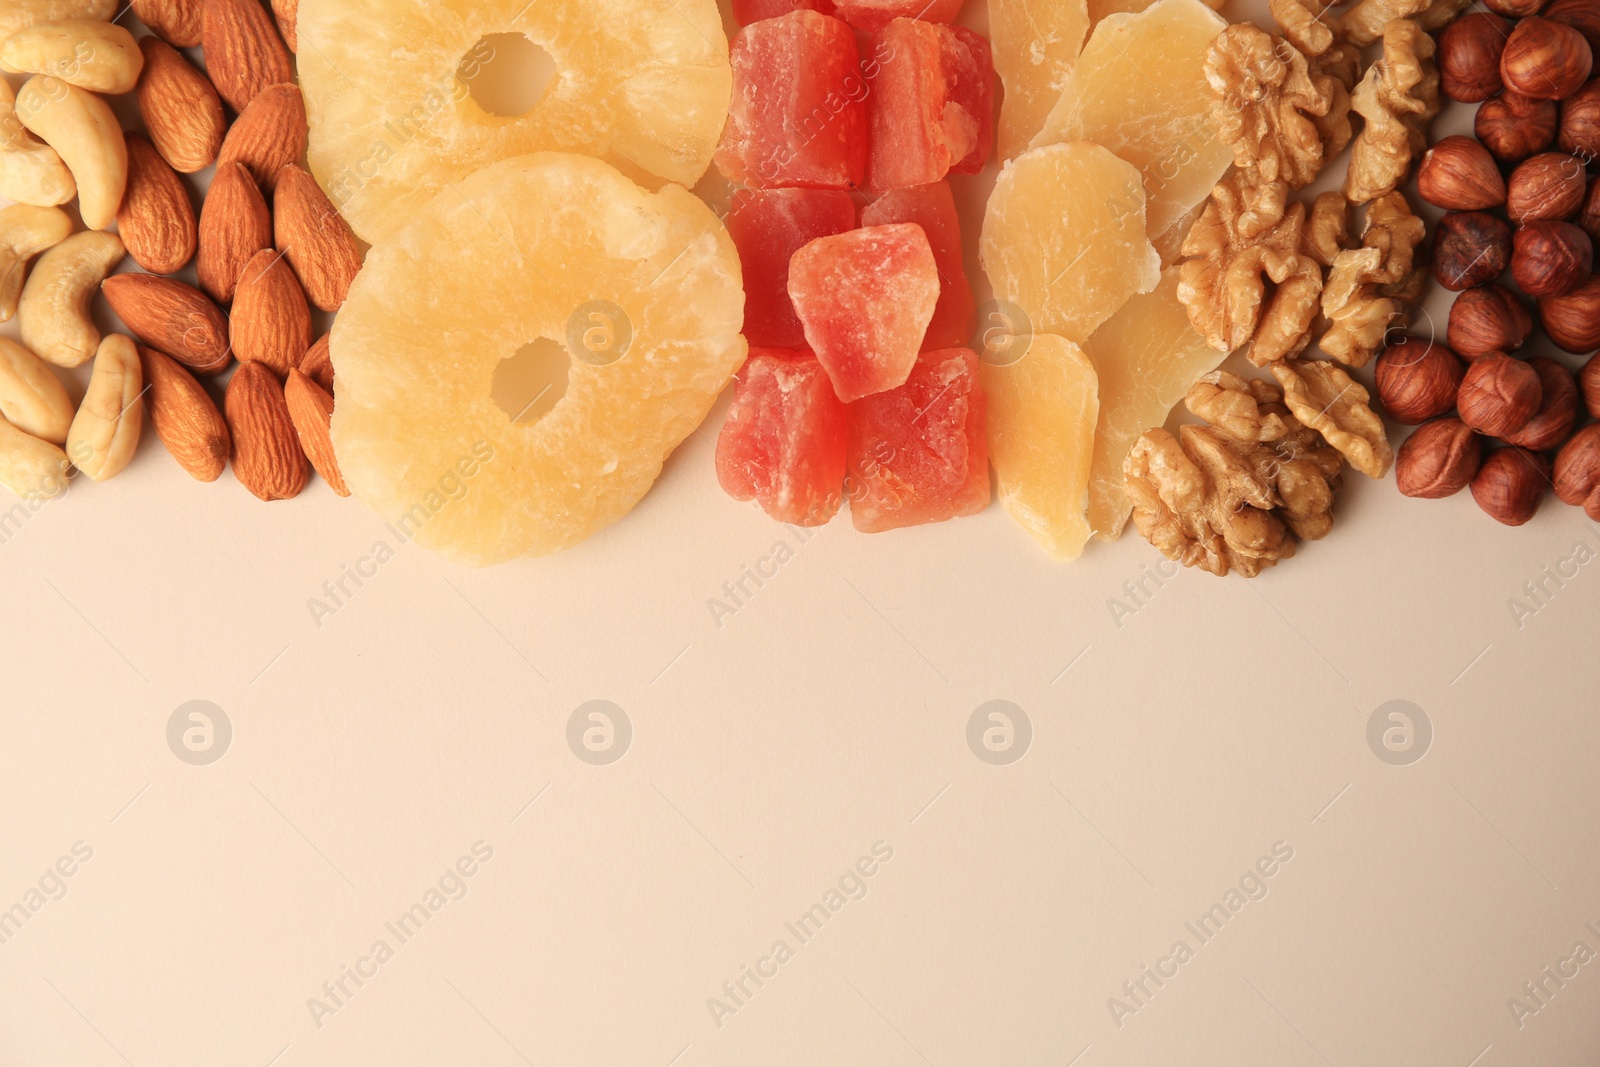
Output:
left=458, top=32, right=557, bottom=119
left=492, top=338, right=571, bottom=424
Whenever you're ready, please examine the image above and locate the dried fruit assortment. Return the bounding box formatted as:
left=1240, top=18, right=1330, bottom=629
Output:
left=1390, top=0, right=1600, bottom=526
left=0, top=0, right=356, bottom=501
left=714, top=1, right=998, bottom=534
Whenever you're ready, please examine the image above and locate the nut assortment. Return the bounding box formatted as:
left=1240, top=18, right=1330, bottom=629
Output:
left=0, top=1, right=358, bottom=502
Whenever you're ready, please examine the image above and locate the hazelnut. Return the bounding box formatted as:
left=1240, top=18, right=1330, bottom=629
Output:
left=1504, top=357, right=1581, bottom=450
left=1502, top=18, right=1594, bottom=101
left=1486, top=0, right=1545, bottom=15
left=1440, top=13, right=1512, bottom=102
left=1538, top=274, right=1600, bottom=350
left=1506, top=153, right=1587, bottom=222
left=1581, top=351, right=1600, bottom=415
left=1477, top=91, right=1560, bottom=163
left=1560, top=78, right=1600, bottom=157
left=1433, top=211, right=1513, bottom=291
left=1553, top=423, right=1600, bottom=517
left=1396, top=417, right=1483, bottom=498
left=1510, top=219, right=1592, bottom=297
left=1577, top=176, right=1600, bottom=243
left=1374, top=337, right=1466, bottom=424
left=1545, top=0, right=1600, bottom=58
left=1419, top=137, right=1507, bottom=210
left=1459, top=352, right=1545, bottom=436
left=1448, top=284, right=1534, bottom=358
left=1472, top=447, right=1551, bottom=525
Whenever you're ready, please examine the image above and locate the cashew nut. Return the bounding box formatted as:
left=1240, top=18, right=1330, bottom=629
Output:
left=67, top=333, right=142, bottom=481
left=16, top=75, right=126, bottom=230
left=0, top=202, right=70, bottom=321
left=19, top=229, right=124, bottom=367
left=0, top=0, right=116, bottom=45
left=0, top=416, right=70, bottom=499
left=2, top=19, right=143, bottom=94
left=0, top=336, right=73, bottom=444
left=0, top=77, right=74, bottom=206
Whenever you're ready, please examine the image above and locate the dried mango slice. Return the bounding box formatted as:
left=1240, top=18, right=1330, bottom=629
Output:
left=980, top=141, right=1160, bottom=345
left=299, top=0, right=731, bottom=243
left=982, top=334, right=1100, bottom=560
left=989, top=0, right=1090, bottom=160
left=1031, top=0, right=1232, bottom=240
left=330, top=153, right=746, bottom=564
left=1082, top=268, right=1229, bottom=540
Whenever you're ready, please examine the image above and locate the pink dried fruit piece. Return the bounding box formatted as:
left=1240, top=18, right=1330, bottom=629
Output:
left=861, top=180, right=975, bottom=350
left=716, top=348, right=849, bottom=526
left=716, top=10, right=868, bottom=190
left=847, top=346, right=989, bottom=532
left=788, top=223, right=940, bottom=402
left=728, top=188, right=857, bottom=349
left=868, top=18, right=995, bottom=190
left=834, top=0, right=963, bottom=31
left=733, top=0, right=834, bottom=24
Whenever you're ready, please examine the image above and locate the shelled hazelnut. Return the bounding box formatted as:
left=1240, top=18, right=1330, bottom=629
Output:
left=1420, top=137, right=1507, bottom=210
left=1487, top=0, right=1545, bottom=15
left=1554, top=424, right=1600, bottom=518
left=1501, top=18, right=1594, bottom=100
left=1396, top=418, right=1483, bottom=498
left=1375, top=338, right=1467, bottom=423
left=1539, top=276, right=1600, bottom=351
left=1545, top=0, right=1600, bottom=56
left=1581, top=352, right=1600, bottom=414
left=1577, top=177, right=1600, bottom=242
left=1506, top=153, right=1586, bottom=221
left=1441, top=13, right=1513, bottom=102
left=1472, top=447, right=1551, bottom=525
left=1510, top=219, right=1592, bottom=296
left=1560, top=78, right=1600, bottom=155
left=1449, top=284, right=1534, bottom=357
left=1477, top=92, right=1560, bottom=163
left=1504, top=357, right=1581, bottom=449
left=1434, top=212, right=1514, bottom=290
left=1459, top=353, right=1544, bottom=437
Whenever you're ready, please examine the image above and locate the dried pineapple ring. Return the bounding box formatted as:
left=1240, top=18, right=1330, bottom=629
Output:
left=330, top=153, right=747, bottom=566
left=298, top=0, right=732, bottom=243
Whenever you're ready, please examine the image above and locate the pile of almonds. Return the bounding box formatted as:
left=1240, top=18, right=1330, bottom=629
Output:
left=0, top=0, right=359, bottom=502
left=1382, top=0, right=1600, bottom=522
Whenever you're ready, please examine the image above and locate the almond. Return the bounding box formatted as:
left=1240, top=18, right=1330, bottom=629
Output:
left=300, top=332, right=333, bottom=392
left=231, top=248, right=310, bottom=378
left=102, top=273, right=232, bottom=374
left=197, top=161, right=270, bottom=305
left=275, top=164, right=363, bottom=311
left=202, top=0, right=293, bottom=113
left=270, top=0, right=298, bottom=52
left=140, top=345, right=229, bottom=481
left=116, top=133, right=196, bottom=275
left=225, top=359, right=306, bottom=501
left=136, top=38, right=225, bottom=174
left=216, top=83, right=306, bottom=193
left=131, top=0, right=203, bottom=47
left=284, top=367, right=348, bottom=495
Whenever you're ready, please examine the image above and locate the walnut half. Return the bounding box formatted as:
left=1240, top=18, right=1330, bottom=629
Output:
left=1345, top=19, right=1442, bottom=204
left=1319, top=192, right=1428, bottom=367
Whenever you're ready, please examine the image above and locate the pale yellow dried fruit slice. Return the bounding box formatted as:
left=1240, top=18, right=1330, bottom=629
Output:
left=1031, top=0, right=1232, bottom=240
left=989, top=0, right=1090, bottom=160
left=980, top=142, right=1160, bottom=345
left=1088, top=0, right=1223, bottom=25
left=298, top=0, right=731, bottom=244
left=330, top=153, right=746, bottom=566
left=982, top=334, right=1100, bottom=561
left=1082, top=268, right=1229, bottom=541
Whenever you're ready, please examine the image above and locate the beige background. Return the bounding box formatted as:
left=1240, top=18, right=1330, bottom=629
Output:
left=3, top=0, right=1600, bottom=1064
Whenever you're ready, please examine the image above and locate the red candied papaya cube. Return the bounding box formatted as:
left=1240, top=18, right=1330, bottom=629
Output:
left=861, top=181, right=974, bottom=349
left=787, top=223, right=940, bottom=402
left=834, top=0, right=963, bottom=31
left=733, top=0, right=835, bottom=24
left=716, top=12, right=868, bottom=190
left=727, top=188, right=857, bottom=348
left=716, top=349, right=848, bottom=526
left=846, top=347, right=989, bottom=533
left=867, top=19, right=995, bottom=190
